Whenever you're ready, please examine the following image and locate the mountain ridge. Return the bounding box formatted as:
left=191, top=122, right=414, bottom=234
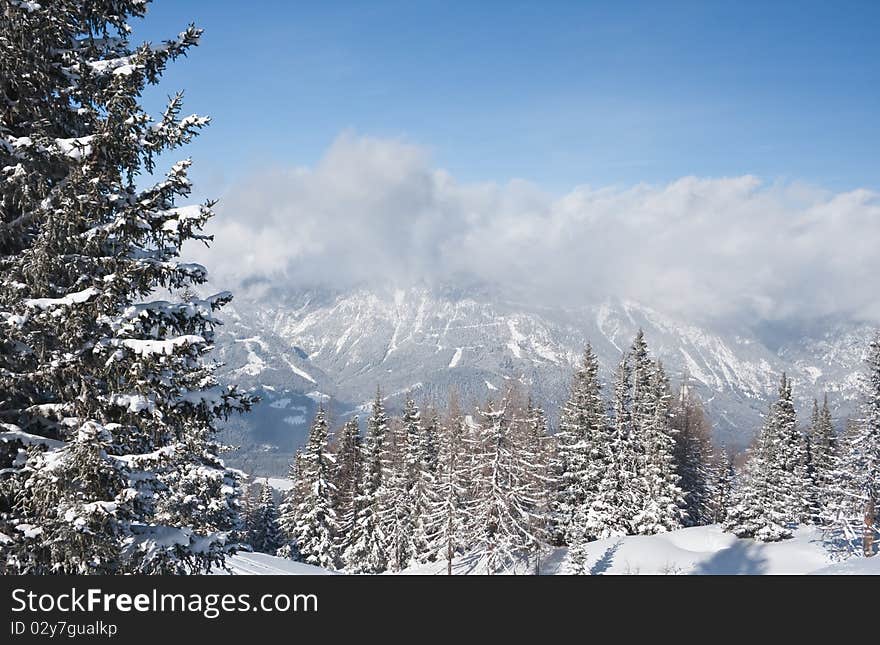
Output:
left=213, top=285, right=874, bottom=474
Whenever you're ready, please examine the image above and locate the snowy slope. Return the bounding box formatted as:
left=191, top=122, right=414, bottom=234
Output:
left=214, top=286, right=875, bottom=466
left=401, top=525, right=878, bottom=575
left=811, top=555, right=880, bottom=575
left=216, top=552, right=336, bottom=576
left=214, top=525, right=880, bottom=575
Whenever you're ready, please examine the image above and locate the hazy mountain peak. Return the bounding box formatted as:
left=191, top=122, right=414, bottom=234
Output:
left=216, top=287, right=873, bottom=467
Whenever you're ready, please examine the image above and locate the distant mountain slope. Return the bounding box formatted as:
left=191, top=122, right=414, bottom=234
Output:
left=214, top=286, right=874, bottom=472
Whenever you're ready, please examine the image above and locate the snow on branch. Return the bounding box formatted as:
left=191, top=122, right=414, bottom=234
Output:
left=100, top=335, right=206, bottom=357
left=0, top=423, right=64, bottom=450
left=25, top=286, right=99, bottom=310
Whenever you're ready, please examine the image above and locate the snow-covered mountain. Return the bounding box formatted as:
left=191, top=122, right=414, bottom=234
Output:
left=213, top=286, right=874, bottom=472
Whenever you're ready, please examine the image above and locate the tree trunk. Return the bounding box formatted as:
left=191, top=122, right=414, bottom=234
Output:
left=447, top=537, right=452, bottom=575
left=864, top=497, right=876, bottom=557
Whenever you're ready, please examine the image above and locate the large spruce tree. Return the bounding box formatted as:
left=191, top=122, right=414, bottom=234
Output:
left=671, top=381, right=716, bottom=526
left=284, top=405, right=337, bottom=568
left=426, top=412, right=472, bottom=574
left=248, top=480, right=282, bottom=555
left=553, top=344, right=608, bottom=544
left=472, top=398, right=540, bottom=573
left=343, top=389, right=391, bottom=572
left=826, top=334, right=880, bottom=556
left=332, top=416, right=362, bottom=558
left=724, top=374, right=809, bottom=541
left=632, top=360, right=685, bottom=534
left=400, top=397, right=433, bottom=566
left=809, top=394, right=838, bottom=513
left=0, top=0, right=253, bottom=574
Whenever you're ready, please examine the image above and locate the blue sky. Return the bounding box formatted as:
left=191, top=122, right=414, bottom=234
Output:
left=136, top=0, right=879, bottom=196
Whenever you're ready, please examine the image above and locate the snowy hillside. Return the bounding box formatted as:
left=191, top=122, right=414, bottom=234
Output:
left=403, top=526, right=833, bottom=575
left=214, top=286, right=874, bottom=468
left=216, top=526, right=880, bottom=575
left=216, top=552, right=336, bottom=575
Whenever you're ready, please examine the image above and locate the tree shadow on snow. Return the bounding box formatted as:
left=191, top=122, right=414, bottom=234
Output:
left=538, top=547, right=568, bottom=574
left=589, top=540, right=622, bottom=575
left=692, top=539, right=767, bottom=575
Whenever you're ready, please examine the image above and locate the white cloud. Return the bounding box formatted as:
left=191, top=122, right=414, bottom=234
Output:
left=191, top=132, right=880, bottom=324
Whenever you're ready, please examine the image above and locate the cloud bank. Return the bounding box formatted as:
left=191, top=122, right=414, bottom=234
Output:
left=193, top=132, right=880, bottom=325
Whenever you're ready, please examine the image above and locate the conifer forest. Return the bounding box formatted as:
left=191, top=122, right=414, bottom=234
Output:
left=1, top=2, right=878, bottom=577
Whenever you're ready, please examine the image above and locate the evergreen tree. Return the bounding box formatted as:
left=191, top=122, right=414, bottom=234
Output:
left=276, top=450, right=304, bottom=561
left=724, top=431, right=791, bottom=542
left=382, top=414, right=410, bottom=572
left=632, top=360, right=685, bottom=534
left=248, top=480, right=282, bottom=554
left=0, top=0, right=253, bottom=574
left=343, top=389, right=391, bottom=573
left=802, top=430, right=821, bottom=525
left=773, top=375, right=814, bottom=524
left=471, top=398, right=540, bottom=573
left=589, top=332, right=684, bottom=538
left=287, top=405, right=337, bottom=568
left=332, top=417, right=362, bottom=558
left=552, top=344, right=608, bottom=544
left=8, top=422, right=129, bottom=573
left=426, top=414, right=472, bottom=574
left=724, top=374, right=808, bottom=541
left=422, top=408, right=440, bottom=475
left=709, top=451, right=736, bottom=524
left=239, top=484, right=255, bottom=544
left=825, top=334, right=880, bottom=556
left=809, top=394, right=838, bottom=512
left=671, top=380, right=716, bottom=526
left=594, top=352, right=639, bottom=536
left=520, top=399, right=555, bottom=573
left=402, top=398, right=434, bottom=565
left=380, top=398, right=429, bottom=572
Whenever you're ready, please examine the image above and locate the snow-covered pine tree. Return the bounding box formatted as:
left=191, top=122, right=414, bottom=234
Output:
left=9, top=422, right=129, bottom=573
left=772, top=375, right=814, bottom=524
left=343, top=389, right=391, bottom=573
left=709, top=451, right=736, bottom=524
left=802, top=429, right=821, bottom=525
left=809, top=394, right=838, bottom=513
left=401, top=397, right=434, bottom=566
left=670, top=379, right=716, bottom=526
left=613, top=334, right=653, bottom=535
left=592, top=351, right=639, bottom=537
left=288, top=405, right=337, bottom=569
left=552, top=344, right=607, bottom=545
left=809, top=398, right=821, bottom=448
left=276, top=449, right=304, bottom=561
left=471, top=397, right=540, bottom=573
left=332, top=416, right=362, bottom=558
left=519, top=398, right=555, bottom=573
left=239, top=479, right=265, bottom=547
left=0, top=0, right=254, bottom=574
left=552, top=367, right=582, bottom=544
left=382, top=412, right=411, bottom=572
left=426, top=414, right=472, bottom=574
left=723, top=374, right=806, bottom=541
left=723, top=431, right=790, bottom=541
left=248, top=480, right=282, bottom=554
left=422, top=409, right=440, bottom=475
left=632, top=360, right=685, bottom=534
left=825, top=334, right=880, bottom=556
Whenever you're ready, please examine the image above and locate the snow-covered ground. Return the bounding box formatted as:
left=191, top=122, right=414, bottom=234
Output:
left=404, top=525, right=840, bottom=575
left=266, top=477, right=295, bottom=492
left=217, top=525, right=880, bottom=575
left=215, top=551, right=335, bottom=575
